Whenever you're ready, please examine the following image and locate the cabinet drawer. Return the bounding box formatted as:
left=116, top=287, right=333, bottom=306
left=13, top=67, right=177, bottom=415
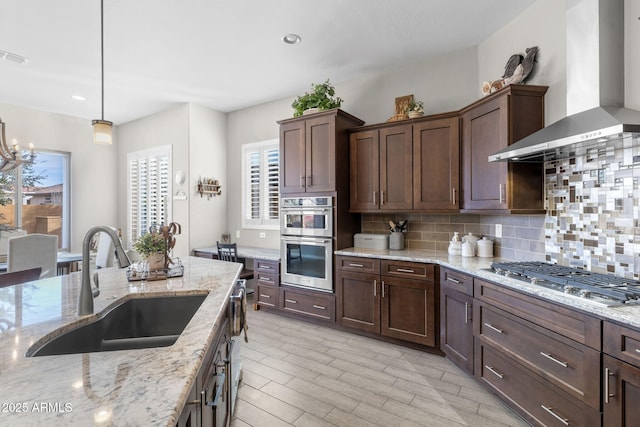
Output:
left=255, top=271, right=279, bottom=286
left=476, top=302, right=600, bottom=409
left=336, top=256, right=380, bottom=274
left=604, top=321, right=640, bottom=366
left=280, top=287, right=335, bottom=322
left=440, top=267, right=473, bottom=296
left=255, top=259, right=279, bottom=274
left=256, top=284, right=278, bottom=308
left=476, top=343, right=601, bottom=427
left=474, top=278, right=601, bottom=349
left=381, top=260, right=434, bottom=280
left=193, top=250, right=216, bottom=259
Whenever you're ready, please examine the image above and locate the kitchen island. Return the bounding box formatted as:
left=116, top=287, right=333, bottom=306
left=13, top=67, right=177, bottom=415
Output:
left=0, top=256, right=241, bottom=426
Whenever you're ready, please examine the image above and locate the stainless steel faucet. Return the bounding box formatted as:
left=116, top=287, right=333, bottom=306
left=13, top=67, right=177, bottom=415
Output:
left=78, top=226, right=131, bottom=315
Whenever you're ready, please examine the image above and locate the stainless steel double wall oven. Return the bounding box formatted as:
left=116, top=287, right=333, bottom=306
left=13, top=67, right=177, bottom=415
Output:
left=280, top=197, right=334, bottom=292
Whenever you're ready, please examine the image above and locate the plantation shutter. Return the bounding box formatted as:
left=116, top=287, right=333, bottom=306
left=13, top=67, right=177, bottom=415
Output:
left=242, top=140, right=279, bottom=228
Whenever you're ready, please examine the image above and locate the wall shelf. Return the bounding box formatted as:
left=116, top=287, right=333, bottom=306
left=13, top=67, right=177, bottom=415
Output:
left=197, top=179, right=221, bottom=199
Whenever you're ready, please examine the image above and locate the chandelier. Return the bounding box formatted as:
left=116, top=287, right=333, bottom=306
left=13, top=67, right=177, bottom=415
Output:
left=0, top=117, right=34, bottom=173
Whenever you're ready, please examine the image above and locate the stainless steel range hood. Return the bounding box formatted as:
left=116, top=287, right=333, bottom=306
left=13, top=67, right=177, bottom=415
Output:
left=489, top=0, right=640, bottom=162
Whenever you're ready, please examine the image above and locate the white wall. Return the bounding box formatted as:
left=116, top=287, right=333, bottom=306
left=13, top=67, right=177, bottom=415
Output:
left=0, top=102, right=118, bottom=252
left=225, top=47, right=479, bottom=249
left=478, top=0, right=567, bottom=125
left=626, top=0, right=640, bottom=109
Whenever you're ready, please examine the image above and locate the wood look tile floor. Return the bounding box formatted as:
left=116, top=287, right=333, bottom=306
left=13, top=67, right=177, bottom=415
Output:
left=231, top=304, right=530, bottom=427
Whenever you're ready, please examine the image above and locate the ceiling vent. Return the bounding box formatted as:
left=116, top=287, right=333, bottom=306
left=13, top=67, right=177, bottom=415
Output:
left=0, top=49, right=29, bottom=65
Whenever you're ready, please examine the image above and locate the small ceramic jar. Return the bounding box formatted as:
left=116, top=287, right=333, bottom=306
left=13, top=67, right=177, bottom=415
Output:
left=477, top=237, right=494, bottom=258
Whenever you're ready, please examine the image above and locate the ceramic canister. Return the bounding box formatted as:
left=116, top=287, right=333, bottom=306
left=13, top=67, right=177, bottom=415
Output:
left=477, top=237, right=494, bottom=258
left=462, top=233, right=480, bottom=256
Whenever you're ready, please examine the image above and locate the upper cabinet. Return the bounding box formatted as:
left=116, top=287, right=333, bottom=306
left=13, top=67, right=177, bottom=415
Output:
left=460, top=85, right=548, bottom=213
left=349, top=123, right=413, bottom=211
left=349, top=113, right=460, bottom=213
left=279, top=109, right=364, bottom=195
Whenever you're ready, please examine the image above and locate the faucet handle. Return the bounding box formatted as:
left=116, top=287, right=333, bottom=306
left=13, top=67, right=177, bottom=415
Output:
left=92, top=272, right=100, bottom=298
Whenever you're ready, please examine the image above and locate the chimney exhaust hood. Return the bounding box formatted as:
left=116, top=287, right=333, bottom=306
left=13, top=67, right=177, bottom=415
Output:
left=489, top=0, right=640, bottom=162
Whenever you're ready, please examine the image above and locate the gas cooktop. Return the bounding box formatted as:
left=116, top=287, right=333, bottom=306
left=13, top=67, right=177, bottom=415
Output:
left=488, top=261, right=640, bottom=307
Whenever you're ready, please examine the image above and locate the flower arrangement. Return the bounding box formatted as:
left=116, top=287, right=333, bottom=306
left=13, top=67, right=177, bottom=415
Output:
left=133, top=231, right=166, bottom=258
left=408, top=100, right=424, bottom=114
left=291, top=79, right=343, bottom=117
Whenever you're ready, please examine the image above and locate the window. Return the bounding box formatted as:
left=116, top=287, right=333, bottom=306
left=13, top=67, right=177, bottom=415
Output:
left=0, top=150, right=71, bottom=250
left=242, top=139, right=279, bottom=228
left=127, top=145, right=171, bottom=247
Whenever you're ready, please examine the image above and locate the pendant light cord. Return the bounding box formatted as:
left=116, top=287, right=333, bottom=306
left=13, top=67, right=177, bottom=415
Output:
left=100, top=0, right=105, bottom=121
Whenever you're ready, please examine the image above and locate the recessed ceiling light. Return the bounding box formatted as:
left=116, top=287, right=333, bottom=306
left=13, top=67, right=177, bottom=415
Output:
left=71, top=95, right=86, bottom=101
left=282, top=34, right=301, bottom=45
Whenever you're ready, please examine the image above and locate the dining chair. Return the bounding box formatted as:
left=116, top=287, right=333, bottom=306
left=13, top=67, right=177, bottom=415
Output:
left=0, top=267, right=42, bottom=288
left=216, top=242, right=254, bottom=282
left=7, top=234, right=58, bottom=279
left=95, top=228, right=116, bottom=269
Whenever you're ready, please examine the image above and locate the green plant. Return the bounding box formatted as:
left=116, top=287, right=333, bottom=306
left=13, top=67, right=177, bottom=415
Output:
left=408, top=100, right=424, bottom=113
left=133, top=232, right=166, bottom=258
left=291, top=79, right=343, bottom=117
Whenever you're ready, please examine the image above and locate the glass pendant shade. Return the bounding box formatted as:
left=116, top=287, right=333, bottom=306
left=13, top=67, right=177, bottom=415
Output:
left=92, top=119, right=113, bottom=145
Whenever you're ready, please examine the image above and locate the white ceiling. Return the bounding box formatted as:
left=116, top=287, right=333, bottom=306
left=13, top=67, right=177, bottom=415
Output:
left=0, top=0, right=535, bottom=125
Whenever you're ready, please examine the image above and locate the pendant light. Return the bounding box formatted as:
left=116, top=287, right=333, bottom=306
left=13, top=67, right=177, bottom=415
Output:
left=92, top=0, right=112, bottom=145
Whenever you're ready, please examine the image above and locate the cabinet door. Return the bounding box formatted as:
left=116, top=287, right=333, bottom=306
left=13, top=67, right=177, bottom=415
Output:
left=350, top=130, right=380, bottom=211
left=380, top=276, right=436, bottom=346
left=440, top=286, right=473, bottom=374
left=280, top=120, right=306, bottom=194
left=603, top=354, right=640, bottom=426
left=305, top=115, right=336, bottom=192
left=336, top=270, right=380, bottom=333
left=379, top=124, right=413, bottom=210
left=413, top=117, right=460, bottom=211
left=461, top=94, right=508, bottom=210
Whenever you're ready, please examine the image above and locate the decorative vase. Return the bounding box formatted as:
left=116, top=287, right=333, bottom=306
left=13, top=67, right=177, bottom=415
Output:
left=146, top=252, right=165, bottom=271
left=408, top=111, right=424, bottom=119
left=389, top=232, right=405, bottom=250
left=302, top=107, right=321, bottom=116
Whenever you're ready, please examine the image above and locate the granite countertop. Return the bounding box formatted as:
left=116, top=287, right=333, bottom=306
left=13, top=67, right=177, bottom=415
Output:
left=0, top=256, right=241, bottom=426
left=335, top=247, right=640, bottom=330
left=192, top=245, right=280, bottom=261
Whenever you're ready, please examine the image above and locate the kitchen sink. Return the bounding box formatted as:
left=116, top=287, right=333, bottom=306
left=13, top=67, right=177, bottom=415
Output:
left=27, top=294, right=207, bottom=357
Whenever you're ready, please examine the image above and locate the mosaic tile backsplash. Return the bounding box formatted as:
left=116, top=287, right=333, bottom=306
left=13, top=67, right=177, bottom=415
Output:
left=545, top=135, right=640, bottom=278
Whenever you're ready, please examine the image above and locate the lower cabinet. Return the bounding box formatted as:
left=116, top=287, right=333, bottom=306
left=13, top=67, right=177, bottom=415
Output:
left=602, top=321, right=640, bottom=426
left=280, top=286, right=335, bottom=322
left=254, top=259, right=280, bottom=310
left=336, top=255, right=438, bottom=347
left=440, top=267, right=474, bottom=374
left=176, top=317, right=230, bottom=427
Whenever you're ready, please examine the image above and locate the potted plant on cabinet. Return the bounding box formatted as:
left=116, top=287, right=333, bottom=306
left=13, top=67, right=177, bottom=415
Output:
left=133, top=231, right=166, bottom=271
left=291, top=79, right=343, bottom=117
left=407, top=100, right=424, bottom=118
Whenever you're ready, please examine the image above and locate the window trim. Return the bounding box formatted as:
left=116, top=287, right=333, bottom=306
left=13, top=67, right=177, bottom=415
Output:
left=241, top=139, right=279, bottom=230
left=126, top=145, right=172, bottom=248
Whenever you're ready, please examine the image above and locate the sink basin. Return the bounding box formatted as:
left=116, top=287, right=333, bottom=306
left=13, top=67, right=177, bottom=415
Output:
left=28, top=294, right=207, bottom=357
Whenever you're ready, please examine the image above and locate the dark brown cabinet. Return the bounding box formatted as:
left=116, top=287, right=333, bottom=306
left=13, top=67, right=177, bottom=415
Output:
left=413, top=115, right=460, bottom=211
left=440, top=267, right=474, bottom=374
left=349, top=124, right=413, bottom=211
left=603, top=321, right=640, bottom=426
left=279, top=109, right=363, bottom=195
left=336, top=255, right=437, bottom=347
left=460, top=84, right=548, bottom=213
left=254, top=259, right=280, bottom=310
left=279, top=286, right=335, bottom=322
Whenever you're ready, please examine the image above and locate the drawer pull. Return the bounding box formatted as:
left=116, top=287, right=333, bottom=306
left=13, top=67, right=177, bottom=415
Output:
left=373, top=279, right=377, bottom=297
left=605, top=367, right=615, bottom=403
left=349, top=263, right=364, bottom=268
left=483, top=322, right=504, bottom=334
left=396, top=268, right=415, bottom=273
left=258, top=277, right=272, bottom=283
left=635, top=349, right=640, bottom=354
left=539, top=352, right=569, bottom=368
left=541, top=405, right=569, bottom=426
left=259, top=294, right=271, bottom=299
left=285, top=299, right=297, bottom=304
left=446, top=277, right=461, bottom=284
left=312, top=305, right=326, bottom=310
left=260, top=265, right=273, bottom=270
left=485, top=365, right=504, bottom=379
left=464, top=303, right=471, bottom=324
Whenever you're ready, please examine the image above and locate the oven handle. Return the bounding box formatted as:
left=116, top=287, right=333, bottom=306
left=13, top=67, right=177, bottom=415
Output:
left=281, top=236, right=332, bottom=245
left=282, top=208, right=333, bottom=214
